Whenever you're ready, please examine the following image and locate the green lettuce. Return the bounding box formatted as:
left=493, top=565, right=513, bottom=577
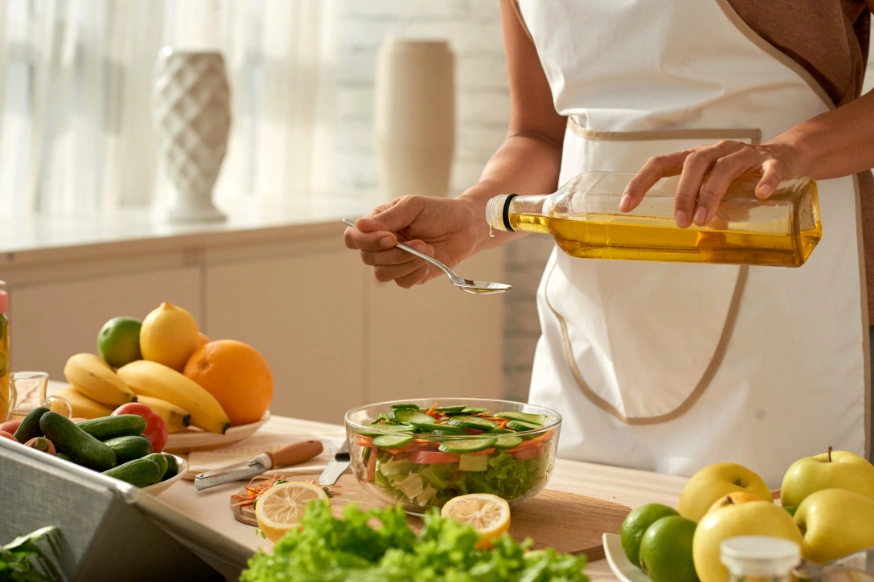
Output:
left=241, top=501, right=588, bottom=582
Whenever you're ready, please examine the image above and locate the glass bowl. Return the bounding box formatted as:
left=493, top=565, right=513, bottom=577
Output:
left=344, top=397, right=561, bottom=514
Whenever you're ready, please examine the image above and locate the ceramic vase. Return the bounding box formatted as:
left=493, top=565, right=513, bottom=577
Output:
left=153, top=47, right=231, bottom=222
left=375, top=38, right=455, bottom=201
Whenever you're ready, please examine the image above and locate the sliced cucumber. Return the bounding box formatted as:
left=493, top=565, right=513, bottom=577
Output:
left=413, top=423, right=467, bottom=435
left=458, top=454, right=489, bottom=472
left=393, top=409, right=437, bottom=426
left=445, top=415, right=498, bottom=431
left=434, top=405, right=466, bottom=413
left=496, top=411, right=547, bottom=426
left=357, top=423, right=415, bottom=437
left=438, top=437, right=496, bottom=454
left=461, top=407, right=488, bottom=415
left=372, top=433, right=414, bottom=448
left=390, top=403, right=421, bottom=411
left=487, top=428, right=514, bottom=434
left=506, top=419, right=542, bottom=432
left=494, top=435, right=524, bottom=450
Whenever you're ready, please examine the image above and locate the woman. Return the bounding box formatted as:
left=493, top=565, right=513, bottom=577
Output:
left=344, top=0, right=874, bottom=487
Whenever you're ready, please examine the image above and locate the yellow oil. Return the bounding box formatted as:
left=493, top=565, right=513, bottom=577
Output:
left=509, top=212, right=820, bottom=267
left=0, top=314, right=7, bottom=420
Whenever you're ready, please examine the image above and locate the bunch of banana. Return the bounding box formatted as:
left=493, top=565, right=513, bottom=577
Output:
left=64, top=353, right=137, bottom=406
left=135, top=395, right=191, bottom=433
left=53, top=385, right=114, bottom=419
left=117, top=360, right=230, bottom=434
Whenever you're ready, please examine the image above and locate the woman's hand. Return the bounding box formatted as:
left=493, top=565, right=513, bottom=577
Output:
left=343, top=195, right=482, bottom=288
left=619, top=140, right=803, bottom=228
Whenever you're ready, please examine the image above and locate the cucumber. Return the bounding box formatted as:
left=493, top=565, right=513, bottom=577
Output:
left=506, top=419, right=542, bottom=432
left=103, top=435, right=153, bottom=464
left=461, top=407, right=488, bottom=415
left=416, top=423, right=467, bottom=435
left=494, top=435, right=524, bottom=450
left=76, top=415, right=146, bottom=441
left=372, top=433, right=414, bottom=449
left=389, top=403, right=420, bottom=411
left=103, top=457, right=162, bottom=487
left=434, top=405, right=466, bottom=413
left=487, top=428, right=514, bottom=434
left=458, top=454, right=489, bottom=472
left=438, top=437, right=496, bottom=454
left=161, top=454, right=179, bottom=481
left=496, top=411, right=546, bottom=426
left=392, top=409, right=436, bottom=426
left=56, top=452, right=72, bottom=462
left=14, top=406, right=49, bottom=443
left=356, top=423, right=415, bottom=437
left=445, top=416, right=498, bottom=431
left=39, top=412, right=117, bottom=471
left=143, top=453, right=169, bottom=482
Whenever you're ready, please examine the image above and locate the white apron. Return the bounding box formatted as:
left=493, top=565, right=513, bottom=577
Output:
left=516, top=0, right=870, bottom=487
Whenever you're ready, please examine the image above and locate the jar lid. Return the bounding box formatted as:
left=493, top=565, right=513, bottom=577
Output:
left=721, top=536, right=800, bottom=576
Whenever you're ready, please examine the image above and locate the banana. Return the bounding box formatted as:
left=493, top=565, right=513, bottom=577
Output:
left=53, top=385, right=114, bottom=419
left=64, top=353, right=137, bottom=406
left=117, top=360, right=230, bottom=434
left=135, top=395, right=191, bottom=433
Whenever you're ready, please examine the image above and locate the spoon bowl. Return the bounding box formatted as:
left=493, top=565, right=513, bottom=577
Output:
left=342, top=218, right=511, bottom=295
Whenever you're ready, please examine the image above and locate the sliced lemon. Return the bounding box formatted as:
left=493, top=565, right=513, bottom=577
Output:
left=440, top=493, right=511, bottom=549
left=255, top=481, right=329, bottom=542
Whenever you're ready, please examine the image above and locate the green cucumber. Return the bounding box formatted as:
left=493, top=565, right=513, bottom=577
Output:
left=356, top=423, right=415, bottom=437
left=438, top=437, right=496, bottom=454
left=103, top=435, right=153, bottom=464
left=39, top=412, right=117, bottom=471
left=505, top=419, right=542, bottom=432
left=56, top=452, right=72, bottom=462
left=434, top=405, right=467, bottom=413
left=76, top=415, right=146, bottom=441
left=14, top=406, right=49, bottom=443
left=392, top=409, right=436, bottom=426
left=389, top=403, right=420, bottom=411
left=445, top=416, right=498, bottom=431
left=143, top=453, right=169, bottom=482
left=496, top=411, right=547, bottom=426
left=104, top=457, right=162, bottom=487
left=372, top=433, right=414, bottom=449
left=161, top=454, right=180, bottom=481
left=487, top=428, right=514, bottom=434
left=458, top=454, right=489, bottom=472
left=461, top=407, right=488, bottom=415
left=494, top=435, right=524, bottom=450
left=417, top=424, right=467, bottom=435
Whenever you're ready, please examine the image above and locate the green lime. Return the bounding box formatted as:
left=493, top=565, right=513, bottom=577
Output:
left=639, top=515, right=698, bottom=582
left=97, top=316, right=143, bottom=368
left=620, top=503, right=679, bottom=569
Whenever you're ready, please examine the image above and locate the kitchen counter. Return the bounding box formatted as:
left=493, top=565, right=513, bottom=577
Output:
left=159, top=414, right=687, bottom=581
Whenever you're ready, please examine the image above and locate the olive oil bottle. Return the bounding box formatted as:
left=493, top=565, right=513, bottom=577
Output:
left=486, top=172, right=821, bottom=267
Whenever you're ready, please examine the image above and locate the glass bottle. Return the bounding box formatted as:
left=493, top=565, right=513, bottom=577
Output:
left=485, top=172, right=821, bottom=267
left=720, top=536, right=800, bottom=582
left=0, top=281, right=8, bottom=421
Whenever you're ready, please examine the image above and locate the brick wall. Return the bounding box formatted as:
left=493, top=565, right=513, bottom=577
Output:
left=334, top=0, right=552, bottom=402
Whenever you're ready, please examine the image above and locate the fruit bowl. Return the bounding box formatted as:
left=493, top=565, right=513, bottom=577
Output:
left=142, top=455, right=187, bottom=495
left=344, top=398, right=561, bottom=514
left=163, top=411, right=271, bottom=453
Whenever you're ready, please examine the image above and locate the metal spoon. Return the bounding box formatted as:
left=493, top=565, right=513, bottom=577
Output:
left=342, top=218, right=511, bottom=295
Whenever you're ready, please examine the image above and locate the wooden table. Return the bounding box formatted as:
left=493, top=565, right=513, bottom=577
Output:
left=158, top=414, right=687, bottom=581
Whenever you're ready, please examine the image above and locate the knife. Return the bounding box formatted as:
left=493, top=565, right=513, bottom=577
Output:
left=318, top=438, right=350, bottom=486
left=194, top=440, right=324, bottom=491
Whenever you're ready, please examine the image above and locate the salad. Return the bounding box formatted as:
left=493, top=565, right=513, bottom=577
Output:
left=350, top=402, right=558, bottom=509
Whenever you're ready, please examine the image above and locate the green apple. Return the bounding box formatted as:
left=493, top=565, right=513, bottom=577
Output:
left=692, top=500, right=802, bottom=582
left=678, top=462, right=772, bottom=522
left=781, top=447, right=874, bottom=508
left=794, top=488, right=874, bottom=564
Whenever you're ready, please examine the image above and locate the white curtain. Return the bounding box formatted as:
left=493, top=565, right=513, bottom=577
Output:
left=0, top=0, right=335, bottom=217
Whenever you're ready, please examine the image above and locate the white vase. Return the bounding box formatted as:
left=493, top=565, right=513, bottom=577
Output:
left=153, top=47, right=231, bottom=223
left=375, top=39, right=455, bottom=201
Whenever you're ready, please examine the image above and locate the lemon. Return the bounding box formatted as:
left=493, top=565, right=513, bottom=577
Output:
left=140, top=302, right=200, bottom=371
left=440, top=493, right=511, bottom=549
left=255, top=482, right=329, bottom=542
left=620, top=503, right=679, bottom=569
left=97, top=316, right=142, bottom=368
left=639, top=515, right=697, bottom=582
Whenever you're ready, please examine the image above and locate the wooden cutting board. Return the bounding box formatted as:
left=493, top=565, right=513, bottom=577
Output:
left=230, top=472, right=631, bottom=562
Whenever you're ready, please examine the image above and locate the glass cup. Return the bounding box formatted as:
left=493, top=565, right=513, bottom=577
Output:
left=6, top=371, right=72, bottom=421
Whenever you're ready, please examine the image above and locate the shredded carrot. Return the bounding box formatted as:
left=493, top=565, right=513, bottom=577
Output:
left=427, top=402, right=437, bottom=416
left=366, top=447, right=377, bottom=481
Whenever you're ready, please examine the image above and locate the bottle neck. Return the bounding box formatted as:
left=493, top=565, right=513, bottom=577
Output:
left=485, top=194, right=550, bottom=234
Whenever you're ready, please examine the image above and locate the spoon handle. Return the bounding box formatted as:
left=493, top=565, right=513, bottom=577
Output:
left=342, top=218, right=455, bottom=278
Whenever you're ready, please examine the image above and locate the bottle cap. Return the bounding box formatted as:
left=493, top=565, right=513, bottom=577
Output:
left=720, top=536, right=800, bottom=577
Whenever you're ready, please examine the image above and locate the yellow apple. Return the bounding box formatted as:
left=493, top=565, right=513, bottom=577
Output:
left=794, top=488, right=874, bottom=564
left=678, top=462, right=772, bottom=522
left=781, top=447, right=874, bottom=508
left=705, top=491, right=767, bottom=515
left=693, top=500, right=802, bottom=582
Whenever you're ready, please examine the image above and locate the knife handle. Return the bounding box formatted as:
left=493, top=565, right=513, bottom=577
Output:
left=267, top=440, right=324, bottom=468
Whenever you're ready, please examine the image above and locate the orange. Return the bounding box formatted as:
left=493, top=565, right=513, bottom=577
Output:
left=183, top=340, right=273, bottom=426
left=196, top=332, right=211, bottom=350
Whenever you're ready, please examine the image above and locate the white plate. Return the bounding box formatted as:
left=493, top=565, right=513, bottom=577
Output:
left=603, top=533, right=651, bottom=582
left=163, top=411, right=270, bottom=453
left=142, top=455, right=188, bottom=495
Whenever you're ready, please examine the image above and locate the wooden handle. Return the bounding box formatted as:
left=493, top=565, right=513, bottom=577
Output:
left=266, top=440, right=324, bottom=468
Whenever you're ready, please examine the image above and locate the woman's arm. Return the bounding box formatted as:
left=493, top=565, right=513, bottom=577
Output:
left=620, top=86, right=874, bottom=228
